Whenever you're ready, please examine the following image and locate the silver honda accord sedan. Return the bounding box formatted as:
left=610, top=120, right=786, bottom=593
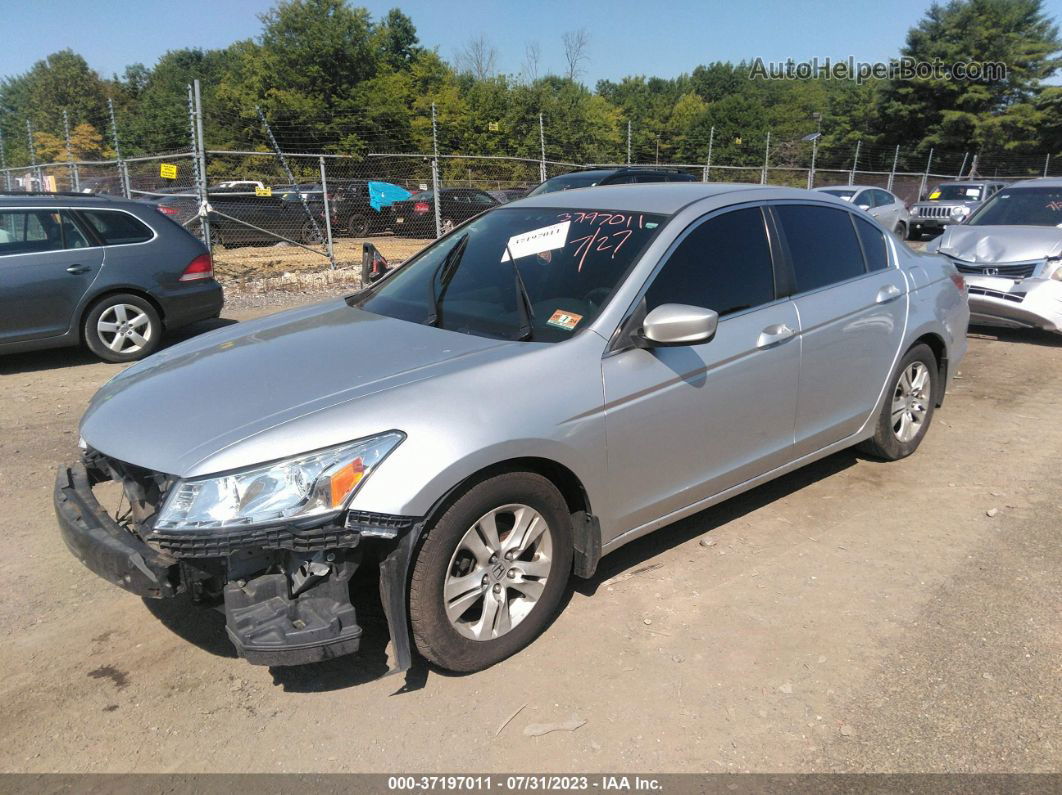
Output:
left=55, top=183, right=969, bottom=673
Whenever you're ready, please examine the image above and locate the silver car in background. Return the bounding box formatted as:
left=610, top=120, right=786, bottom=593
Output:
left=815, top=185, right=911, bottom=239
left=928, top=177, right=1062, bottom=333
left=909, top=180, right=1008, bottom=239
left=55, top=184, right=969, bottom=675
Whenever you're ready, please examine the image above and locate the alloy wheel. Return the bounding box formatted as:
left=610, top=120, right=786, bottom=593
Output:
left=443, top=504, right=553, bottom=641
left=892, top=361, right=930, bottom=442
left=96, top=303, right=153, bottom=355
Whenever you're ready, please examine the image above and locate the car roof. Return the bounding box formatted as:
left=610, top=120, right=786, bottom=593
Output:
left=0, top=192, right=147, bottom=208
left=934, top=180, right=1000, bottom=186
left=1003, top=177, right=1062, bottom=189
left=511, top=182, right=833, bottom=215
left=815, top=185, right=890, bottom=192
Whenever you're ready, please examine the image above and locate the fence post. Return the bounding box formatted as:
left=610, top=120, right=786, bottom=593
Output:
left=1045, top=154, right=1051, bottom=177
left=538, top=112, right=547, bottom=183
left=626, top=120, right=631, bottom=165
left=432, top=102, right=442, bottom=238
left=957, top=152, right=969, bottom=178
left=703, top=125, right=714, bottom=182
left=0, top=127, right=10, bottom=191
left=808, top=134, right=818, bottom=190
left=256, top=104, right=322, bottom=242
left=26, top=119, right=43, bottom=188
left=887, top=145, right=899, bottom=192
left=848, top=140, right=860, bottom=186
left=969, top=153, right=979, bottom=178
left=191, top=80, right=211, bottom=252
left=319, top=156, right=335, bottom=270
left=919, top=147, right=934, bottom=200
left=63, top=110, right=80, bottom=192
left=108, top=97, right=131, bottom=197
left=761, top=131, right=770, bottom=185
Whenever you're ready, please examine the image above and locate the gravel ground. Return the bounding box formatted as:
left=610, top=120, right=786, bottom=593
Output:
left=0, top=272, right=1059, bottom=774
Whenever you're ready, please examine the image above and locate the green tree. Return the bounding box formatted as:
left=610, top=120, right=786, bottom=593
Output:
left=877, top=0, right=1061, bottom=153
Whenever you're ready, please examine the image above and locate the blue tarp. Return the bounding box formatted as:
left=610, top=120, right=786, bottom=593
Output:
left=368, top=181, right=411, bottom=212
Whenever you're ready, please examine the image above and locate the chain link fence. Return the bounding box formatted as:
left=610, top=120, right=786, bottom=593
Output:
left=3, top=82, right=1060, bottom=285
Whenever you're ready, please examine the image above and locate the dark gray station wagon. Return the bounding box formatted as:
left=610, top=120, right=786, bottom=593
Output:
left=0, top=192, right=224, bottom=362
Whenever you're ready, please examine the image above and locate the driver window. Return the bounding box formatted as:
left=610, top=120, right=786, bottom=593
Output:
left=644, top=207, right=776, bottom=317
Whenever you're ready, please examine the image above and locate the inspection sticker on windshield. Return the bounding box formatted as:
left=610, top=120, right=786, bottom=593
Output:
left=501, top=220, right=570, bottom=262
left=547, top=309, right=583, bottom=331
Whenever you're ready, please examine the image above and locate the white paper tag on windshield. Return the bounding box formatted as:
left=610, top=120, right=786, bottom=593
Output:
left=501, top=220, right=570, bottom=262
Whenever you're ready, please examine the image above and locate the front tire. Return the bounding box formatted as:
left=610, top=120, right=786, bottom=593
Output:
left=858, top=343, right=937, bottom=461
left=83, top=293, right=162, bottom=363
left=409, top=472, right=573, bottom=672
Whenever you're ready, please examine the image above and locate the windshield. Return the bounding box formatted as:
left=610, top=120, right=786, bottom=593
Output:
left=929, top=184, right=983, bottom=202
left=355, top=207, right=667, bottom=342
left=526, top=173, right=607, bottom=197
left=966, top=187, right=1062, bottom=227
left=820, top=189, right=856, bottom=201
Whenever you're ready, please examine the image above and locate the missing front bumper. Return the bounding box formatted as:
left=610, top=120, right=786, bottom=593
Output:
left=54, top=457, right=420, bottom=670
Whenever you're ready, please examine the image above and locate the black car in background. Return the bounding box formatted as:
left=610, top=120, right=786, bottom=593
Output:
left=390, top=188, right=500, bottom=236
left=152, top=188, right=332, bottom=247
left=277, top=179, right=410, bottom=237
left=526, top=167, right=697, bottom=197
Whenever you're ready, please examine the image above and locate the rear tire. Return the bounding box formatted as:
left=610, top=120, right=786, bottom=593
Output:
left=300, top=220, right=324, bottom=245
left=83, top=293, right=162, bottom=363
left=409, top=472, right=573, bottom=672
left=347, top=213, right=370, bottom=237
left=858, top=343, right=937, bottom=461
left=895, top=221, right=908, bottom=240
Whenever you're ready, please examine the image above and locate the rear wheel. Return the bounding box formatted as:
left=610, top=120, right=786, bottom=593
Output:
left=347, top=213, right=370, bottom=237
left=83, top=293, right=162, bottom=363
left=441, top=217, right=455, bottom=235
left=409, top=472, right=573, bottom=672
left=895, top=221, right=908, bottom=240
left=858, top=343, right=937, bottom=461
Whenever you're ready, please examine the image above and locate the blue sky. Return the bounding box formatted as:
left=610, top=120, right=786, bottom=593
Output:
left=3, top=0, right=1062, bottom=84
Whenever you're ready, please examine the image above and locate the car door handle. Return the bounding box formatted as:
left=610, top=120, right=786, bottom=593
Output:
left=757, top=323, right=796, bottom=349
left=875, top=284, right=902, bottom=303
left=66, top=264, right=92, bottom=275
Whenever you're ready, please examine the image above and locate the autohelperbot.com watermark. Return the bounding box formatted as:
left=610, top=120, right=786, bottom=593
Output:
left=749, top=56, right=1008, bottom=84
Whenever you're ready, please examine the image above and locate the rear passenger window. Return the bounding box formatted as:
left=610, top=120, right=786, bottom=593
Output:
left=775, top=205, right=866, bottom=292
left=0, top=210, right=65, bottom=255
left=79, top=210, right=153, bottom=245
left=645, top=207, right=775, bottom=317
left=854, top=216, right=889, bottom=271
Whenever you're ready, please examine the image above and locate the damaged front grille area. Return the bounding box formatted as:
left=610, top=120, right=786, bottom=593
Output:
left=954, top=260, right=1040, bottom=279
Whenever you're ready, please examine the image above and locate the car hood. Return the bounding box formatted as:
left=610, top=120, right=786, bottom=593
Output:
left=81, top=299, right=517, bottom=476
left=934, top=225, right=1062, bottom=263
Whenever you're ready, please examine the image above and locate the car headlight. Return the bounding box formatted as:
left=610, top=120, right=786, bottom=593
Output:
left=1049, top=258, right=1062, bottom=281
left=154, top=432, right=404, bottom=531
left=951, top=206, right=971, bottom=218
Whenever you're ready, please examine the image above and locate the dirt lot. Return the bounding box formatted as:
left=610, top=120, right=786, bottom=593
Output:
left=0, top=286, right=1059, bottom=773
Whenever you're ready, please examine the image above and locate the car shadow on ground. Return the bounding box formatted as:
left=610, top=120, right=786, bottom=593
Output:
left=0, top=317, right=239, bottom=375
left=967, top=325, right=1062, bottom=348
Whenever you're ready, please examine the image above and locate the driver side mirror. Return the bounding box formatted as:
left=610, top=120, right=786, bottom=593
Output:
left=636, top=304, right=719, bottom=347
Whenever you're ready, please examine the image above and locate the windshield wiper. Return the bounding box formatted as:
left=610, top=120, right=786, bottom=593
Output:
left=424, top=233, right=470, bottom=327
left=506, top=245, right=535, bottom=342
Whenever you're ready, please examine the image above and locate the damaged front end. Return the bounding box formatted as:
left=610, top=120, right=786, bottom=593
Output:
left=54, top=449, right=420, bottom=669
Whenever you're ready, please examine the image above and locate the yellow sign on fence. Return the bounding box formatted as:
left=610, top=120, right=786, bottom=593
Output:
left=255, top=186, right=273, bottom=197
left=159, top=163, right=178, bottom=179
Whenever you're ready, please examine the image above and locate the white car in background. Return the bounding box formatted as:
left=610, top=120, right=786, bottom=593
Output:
left=815, top=185, right=911, bottom=239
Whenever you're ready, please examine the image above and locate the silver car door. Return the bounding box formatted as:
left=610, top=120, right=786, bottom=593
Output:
left=772, top=203, right=908, bottom=457
left=601, top=206, right=799, bottom=536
